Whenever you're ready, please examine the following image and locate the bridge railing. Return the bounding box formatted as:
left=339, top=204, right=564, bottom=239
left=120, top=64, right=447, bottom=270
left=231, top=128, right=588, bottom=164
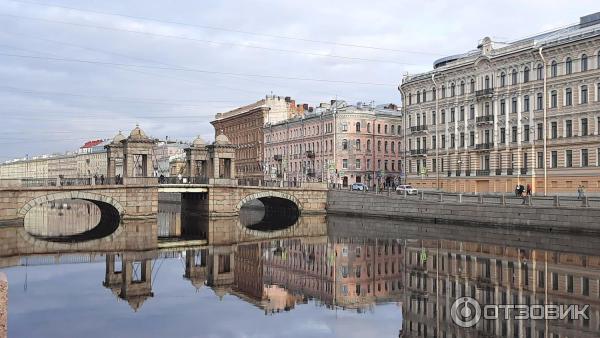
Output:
left=158, top=176, right=209, bottom=184
left=237, top=179, right=307, bottom=188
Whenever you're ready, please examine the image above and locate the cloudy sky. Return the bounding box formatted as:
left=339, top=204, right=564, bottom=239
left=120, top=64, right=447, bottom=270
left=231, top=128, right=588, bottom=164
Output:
left=0, top=0, right=595, bottom=160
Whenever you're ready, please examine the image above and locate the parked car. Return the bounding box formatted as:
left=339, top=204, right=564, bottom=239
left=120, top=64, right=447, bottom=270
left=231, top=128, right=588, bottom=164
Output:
left=396, top=184, right=418, bottom=195
left=351, top=183, right=369, bottom=191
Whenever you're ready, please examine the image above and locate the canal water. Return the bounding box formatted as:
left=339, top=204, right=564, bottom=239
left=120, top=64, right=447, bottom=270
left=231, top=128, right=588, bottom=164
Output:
left=1, top=200, right=599, bottom=337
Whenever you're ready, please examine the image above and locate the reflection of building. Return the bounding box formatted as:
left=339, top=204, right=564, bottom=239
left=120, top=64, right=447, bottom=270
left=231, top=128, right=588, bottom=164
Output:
left=103, top=253, right=154, bottom=312
left=400, top=12, right=600, bottom=194
left=401, top=239, right=600, bottom=337
left=263, top=101, right=402, bottom=188
left=24, top=199, right=102, bottom=237
left=211, top=95, right=307, bottom=183
left=183, top=249, right=208, bottom=290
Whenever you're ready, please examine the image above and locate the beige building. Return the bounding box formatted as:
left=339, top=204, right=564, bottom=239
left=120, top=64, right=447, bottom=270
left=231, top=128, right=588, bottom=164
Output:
left=400, top=12, right=600, bottom=194
left=211, top=95, right=306, bottom=183
left=264, top=101, right=402, bottom=188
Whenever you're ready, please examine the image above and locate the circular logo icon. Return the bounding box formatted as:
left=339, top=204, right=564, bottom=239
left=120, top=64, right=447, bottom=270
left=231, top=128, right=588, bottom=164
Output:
left=451, top=297, right=481, bottom=328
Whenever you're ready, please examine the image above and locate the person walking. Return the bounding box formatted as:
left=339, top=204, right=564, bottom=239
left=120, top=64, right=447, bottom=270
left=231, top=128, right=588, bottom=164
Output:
left=526, top=183, right=532, bottom=196
left=577, top=185, right=584, bottom=200
left=515, top=184, right=520, bottom=197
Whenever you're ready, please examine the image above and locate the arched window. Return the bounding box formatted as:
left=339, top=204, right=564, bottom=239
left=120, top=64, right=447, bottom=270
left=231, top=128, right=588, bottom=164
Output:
left=537, top=64, right=544, bottom=80
left=460, top=81, right=465, bottom=95
left=511, top=69, right=518, bottom=85
left=416, top=91, right=421, bottom=103
left=500, top=72, right=506, bottom=87
left=581, top=54, right=588, bottom=71
left=523, top=66, right=530, bottom=83
left=551, top=61, right=557, bottom=77
left=470, top=79, right=475, bottom=93
left=565, top=88, right=572, bottom=106
left=391, top=142, right=395, bottom=153
left=377, top=140, right=382, bottom=151
left=355, top=139, right=361, bottom=150
left=485, top=76, right=490, bottom=89
left=441, top=85, right=446, bottom=98
left=451, top=83, right=456, bottom=97
left=432, top=87, right=436, bottom=100
left=581, top=85, right=588, bottom=104
left=565, top=57, right=572, bottom=75
left=355, top=122, right=361, bottom=132
left=366, top=139, right=371, bottom=151
left=408, top=93, right=412, bottom=105
left=384, top=141, right=388, bottom=153
left=342, top=139, right=348, bottom=150
left=551, top=90, right=557, bottom=108
left=367, top=123, right=371, bottom=133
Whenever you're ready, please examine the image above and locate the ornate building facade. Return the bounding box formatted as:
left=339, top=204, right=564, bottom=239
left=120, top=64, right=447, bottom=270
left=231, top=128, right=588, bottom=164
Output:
left=263, top=101, right=402, bottom=188
left=400, top=12, right=600, bottom=194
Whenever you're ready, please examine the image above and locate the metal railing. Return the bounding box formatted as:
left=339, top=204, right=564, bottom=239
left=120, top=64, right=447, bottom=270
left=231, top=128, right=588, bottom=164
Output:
left=475, top=142, right=493, bottom=150
left=159, top=176, right=209, bottom=184
left=410, top=149, right=428, bottom=155
left=350, top=189, right=600, bottom=209
left=476, top=115, right=494, bottom=123
left=495, top=169, right=502, bottom=176
left=476, top=169, right=490, bottom=176
left=475, top=88, right=494, bottom=97
left=410, top=125, right=428, bottom=132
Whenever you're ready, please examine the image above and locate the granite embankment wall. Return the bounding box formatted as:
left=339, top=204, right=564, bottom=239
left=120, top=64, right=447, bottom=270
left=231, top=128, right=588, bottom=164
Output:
left=327, top=190, right=600, bottom=234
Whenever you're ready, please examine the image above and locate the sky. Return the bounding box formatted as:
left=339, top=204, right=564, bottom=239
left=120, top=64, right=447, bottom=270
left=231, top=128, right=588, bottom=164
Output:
left=0, top=0, right=596, bottom=161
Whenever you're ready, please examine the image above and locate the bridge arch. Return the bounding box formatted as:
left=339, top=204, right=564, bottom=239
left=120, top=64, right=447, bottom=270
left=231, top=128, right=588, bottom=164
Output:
left=236, top=191, right=303, bottom=213
left=18, top=191, right=125, bottom=242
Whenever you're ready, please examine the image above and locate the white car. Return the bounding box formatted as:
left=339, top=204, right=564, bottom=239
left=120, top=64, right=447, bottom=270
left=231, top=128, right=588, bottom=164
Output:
left=396, top=185, right=418, bottom=195
left=351, top=183, right=369, bottom=191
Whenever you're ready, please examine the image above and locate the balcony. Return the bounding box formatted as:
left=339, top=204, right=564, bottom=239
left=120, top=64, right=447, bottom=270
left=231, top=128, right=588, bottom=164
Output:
left=476, top=169, right=490, bottom=176
left=520, top=168, right=528, bottom=175
left=475, top=88, right=494, bottom=99
left=455, top=170, right=462, bottom=176
left=465, top=170, right=472, bottom=176
left=410, top=149, right=428, bottom=156
left=273, top=154, right=283, bottom=161
left=506, top=168, right=514, bottom=175
left=306, top=150, right=315, bottom=158
left=476, top=115, right=494, bottom=123
left=475, top=142, right=493, bottom=150
left=410, top=125, right=428, bottom=133
left=495, top=169, right=502, bottom=176
left=447, top=171, right=452, bottom=177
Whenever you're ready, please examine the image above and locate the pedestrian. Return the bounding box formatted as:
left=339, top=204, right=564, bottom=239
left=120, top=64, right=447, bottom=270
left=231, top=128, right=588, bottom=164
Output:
left=93, top=174, right=98, bottom=185
left=577, top=185, right=584, bottom=199
left=100, top=174, right=104, bottom=185
left=519, top=184, right=525, bottom=197
left=515, top=184, right=519, bottom=197
left=177, top=173, right=183, bottom=183
left=526, top=183, right=532, bottom=196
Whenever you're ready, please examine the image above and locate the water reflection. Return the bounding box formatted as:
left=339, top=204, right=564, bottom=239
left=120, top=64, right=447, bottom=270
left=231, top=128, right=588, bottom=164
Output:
left=3, top=213, right=600, bottom=337
left=24, top=199, right=101, bottom=237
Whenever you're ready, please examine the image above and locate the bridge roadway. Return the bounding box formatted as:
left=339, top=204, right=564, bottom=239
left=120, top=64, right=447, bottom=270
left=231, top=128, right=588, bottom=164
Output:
left=0, top=181, right=328, bottom=257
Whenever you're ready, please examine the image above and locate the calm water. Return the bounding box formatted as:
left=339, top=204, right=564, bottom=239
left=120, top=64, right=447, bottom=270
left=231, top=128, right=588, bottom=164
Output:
left=2, top=200, right=600, bottom=338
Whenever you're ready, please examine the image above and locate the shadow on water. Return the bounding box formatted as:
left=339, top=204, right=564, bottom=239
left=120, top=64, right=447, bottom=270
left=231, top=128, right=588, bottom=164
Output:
left=23, top=199, right=120, bottom=242
left=239, top=199, right=299, bottom=231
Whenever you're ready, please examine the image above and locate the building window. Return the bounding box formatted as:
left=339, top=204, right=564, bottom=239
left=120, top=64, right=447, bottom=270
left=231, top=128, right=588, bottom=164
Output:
left=355, top=122, right=361, bottom=132
left=523, top=95, right=530, bottom=112
left=565, top=88, right=572, bottom=106
left=384, top=141, right=388, bottom=153
left=391, top=141, right=395, bottom=153
left=523, top=66, right=530, bottom=82
left=432, top=111, right=436, bottom=125
left=537, top=152, right=544, bottom=168
left=450, top=108, right=455, bottom=122
left=500, top=72, right=506, bottom=87
left=408, top=93, right=412, bottom=105
left=450, top=134, right=455, bottom=148
left=581, top=54, right=588, bottom=71
left=511, top=69, right=518, bottom=85
left=582, top=118, right=588, bottom=136
left=582, top=149, right=589, bottom=167
left=469, top=105, right=475, bottom=119
left=551, top=122, right=557, bottom=139
left=432, top=87, right=436, bottom=100
left=342, top=123, right=348, bottom=132
left=512, top=126, right=518, bottom=142
left=566, top=120, right=572, bottom=137
left=511, top=97, right=517, bottom=113
left=537, top=63, right=544, bottom=80
left=484, top=103, right=489, bottom=116
left=377, top=140, right=381, bottom=151
left=384, top=125, right=388, bottom=134
left=469, top=131, right=475, bottom=147
left=355, top=139, right=361, bottom=150
left=342, top=159, right=348, bottom=169
left=551, top=90, right=557, bottom=108
left=367, top=123, right=371, bottom=133
left=537, top=123, right=543, bottom=140
left=500, top=99, right=506, bottom=115
left=536, top=93, right=543, bottom=110
left=355, top=159, right=361, bottom=169
left=566, top=150, right=573, bottom=167
left=377, top=124, right=381, bottom=134
left=441, top=85, right=446, bottom=98
left=470, top=79, right=475, bottom=93
left=450, top=83, right=456, bottom=97
left=524, top=125, right=530, bottom=142
left=367, top=159, right=371, bottom=169
left=565, top=57, right=572, bottom=75
left=551, top=61, right=557, bottom=77
left=484, top=75, right=490, bottom=89
left=460, top=132, right=465, bottom=147
left=581, top=85, right=588, bottom=104
left=551, top=151, right=558, bottom=168
left=500, top=128, right=506, bottom=143
left=416, top=91, right=421, bottom=103
left=460, top=106, right=465, bottom=121
left=441, top=135, right=446, bottom=148
left=342, top=139, right=348, bottom=150
left=460, top=81, right=465, bottom=95
left=441, top=110, right=446, bottom=123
